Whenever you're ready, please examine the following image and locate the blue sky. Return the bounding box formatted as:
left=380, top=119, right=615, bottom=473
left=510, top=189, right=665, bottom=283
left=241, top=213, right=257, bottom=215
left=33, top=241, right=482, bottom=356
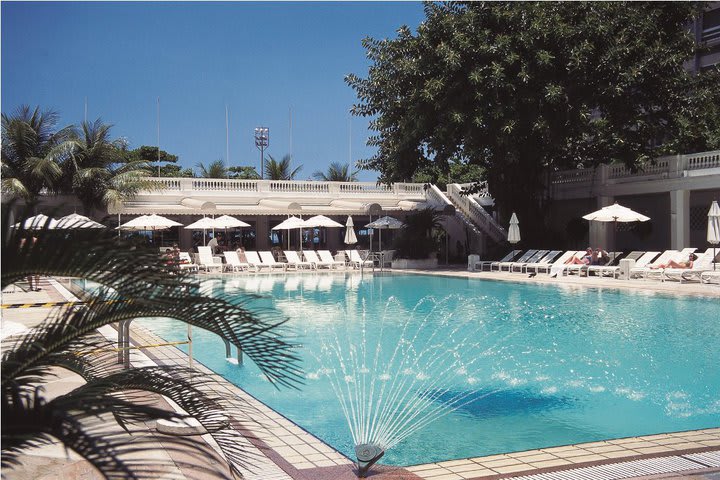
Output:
left=2, top=1, right=425, bottom=181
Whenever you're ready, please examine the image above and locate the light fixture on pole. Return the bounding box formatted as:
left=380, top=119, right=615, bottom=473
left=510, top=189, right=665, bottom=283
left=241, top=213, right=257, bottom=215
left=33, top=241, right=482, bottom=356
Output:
left=254, top=127, right=269, bottom=178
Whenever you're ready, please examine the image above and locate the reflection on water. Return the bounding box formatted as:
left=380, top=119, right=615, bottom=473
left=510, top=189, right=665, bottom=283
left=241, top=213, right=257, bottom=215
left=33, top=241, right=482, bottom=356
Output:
left=135, top=273, right=720, bottom=466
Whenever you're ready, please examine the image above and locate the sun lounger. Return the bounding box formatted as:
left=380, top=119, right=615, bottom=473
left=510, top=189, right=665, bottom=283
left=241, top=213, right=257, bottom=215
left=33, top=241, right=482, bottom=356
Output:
left=258, top=251, right=288, bottom=271
left=508, top=250, right=549, bottom=273
left=197, top=246, right=223, bottom=273
left=533, top=251, right=578, bottom=275
left=303, top=250, right=333, bottom=269
left=701, top=267, right=720, bottom=284
left=630, top=250, right=678, bottom=279
left=565, top=251, right=621, bottom=276
left=223, top=251, right=252, bottom=272
left=587, top=251, right=643, bottom=277
left=177, top=252, right=199, bottom=272
left=632, top=248, right=696, bottom=279
left=519, top=251, right=562, bottom=273
left=346, top=250, right=374, bottom=269
left=652, top=249, right=714, bottom=282
left=244, top=251, right=267, bottom=271
left=284, top=250, right=315, bottom=270
left=318, top=250, right=346, bottom=269
left=494, top=250, right=537, bottom=272
left=475, top=250, right=522, bottom=271
left=551, top=251, right=586, bottom=277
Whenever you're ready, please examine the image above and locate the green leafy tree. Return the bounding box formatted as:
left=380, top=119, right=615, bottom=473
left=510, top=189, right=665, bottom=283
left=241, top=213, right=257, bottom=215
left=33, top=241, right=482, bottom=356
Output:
left=1, top=105, right=73, bottom=204
left=312, top=162, right=359, bottom=182
left=124, top=146, right=189, bottom=177
left=196, top=159, right=228, bottom=178
left=228, top=166, right=260, bottom=179
left=412, top=158, right=484, bottom=189
left=160, top=164, right=195, bottom=177
left=264, top=154, right=302, bottom=180
left=347, top=2, right=720, bottom=236
left=1, top=210, right=301, bottom=478
left=60, top=120, right=156, bottom=214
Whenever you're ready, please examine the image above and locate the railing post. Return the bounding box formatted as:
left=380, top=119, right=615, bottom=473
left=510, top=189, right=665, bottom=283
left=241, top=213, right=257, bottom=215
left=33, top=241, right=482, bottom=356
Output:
left=597, top=164, right=609, bottom=187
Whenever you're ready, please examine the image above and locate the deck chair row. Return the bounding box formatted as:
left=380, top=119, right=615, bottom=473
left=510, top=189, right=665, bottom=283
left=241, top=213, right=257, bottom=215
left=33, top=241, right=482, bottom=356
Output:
left=189, top=248, right=374, bottom=273
left=474, top=248, right=719, bottom=283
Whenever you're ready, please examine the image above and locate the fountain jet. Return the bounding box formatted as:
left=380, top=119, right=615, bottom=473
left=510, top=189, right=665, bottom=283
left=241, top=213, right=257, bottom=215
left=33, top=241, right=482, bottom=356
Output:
left=355, top=443, right=384, bottom=478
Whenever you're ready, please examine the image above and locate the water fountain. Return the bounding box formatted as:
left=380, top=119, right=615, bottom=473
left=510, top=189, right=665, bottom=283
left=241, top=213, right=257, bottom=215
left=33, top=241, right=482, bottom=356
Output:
left=318, top=296, right=501, bottom=477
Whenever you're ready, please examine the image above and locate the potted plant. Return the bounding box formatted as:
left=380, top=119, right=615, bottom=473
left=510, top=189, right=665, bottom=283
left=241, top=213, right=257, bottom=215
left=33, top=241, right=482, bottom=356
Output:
left=391, top=208, right=442, bottom=269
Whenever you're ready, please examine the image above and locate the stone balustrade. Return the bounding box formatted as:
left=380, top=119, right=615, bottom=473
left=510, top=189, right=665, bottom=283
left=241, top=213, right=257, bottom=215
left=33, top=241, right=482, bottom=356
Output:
left=146, top=178, right=424, bottom=197
left=447, top=184, right=507, bottom=242
left=552, top=150, right=720, bottom=187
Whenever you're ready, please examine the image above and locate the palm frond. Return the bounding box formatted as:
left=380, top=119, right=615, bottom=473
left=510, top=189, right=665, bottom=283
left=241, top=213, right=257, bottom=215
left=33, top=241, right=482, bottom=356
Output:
left=2, top=208, right=303, bottom=477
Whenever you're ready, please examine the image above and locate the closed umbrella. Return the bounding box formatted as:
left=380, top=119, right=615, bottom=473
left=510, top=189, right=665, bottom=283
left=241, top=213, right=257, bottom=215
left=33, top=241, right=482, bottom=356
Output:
left=583, top=203, right=650, bottom=261
left=344, top=216, right=358, bottom=245
left=56, top=213, right=105, bottom=229
left=707, top=200, right=720, bottom=271
left=13, top=214, right=59, bottom=230
left=365, top=215, right=404, bottom=252
left=507, top=212, right=521, bottom=245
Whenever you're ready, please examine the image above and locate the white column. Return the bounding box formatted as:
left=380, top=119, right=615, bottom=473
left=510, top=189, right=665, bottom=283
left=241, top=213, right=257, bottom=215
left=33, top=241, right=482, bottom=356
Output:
left=589, top=196, right=614, bottom=249
left=670, top=189, right=690, bottom=249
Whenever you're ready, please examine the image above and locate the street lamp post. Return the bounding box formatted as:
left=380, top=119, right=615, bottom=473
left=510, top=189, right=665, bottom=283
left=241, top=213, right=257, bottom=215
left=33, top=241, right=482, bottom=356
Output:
left=254, top=127, right=269, bottom=178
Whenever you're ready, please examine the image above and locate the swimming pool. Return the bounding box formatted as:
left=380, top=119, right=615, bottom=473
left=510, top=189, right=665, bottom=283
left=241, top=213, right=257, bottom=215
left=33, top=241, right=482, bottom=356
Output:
left=136, top=273, right=720, bottom=466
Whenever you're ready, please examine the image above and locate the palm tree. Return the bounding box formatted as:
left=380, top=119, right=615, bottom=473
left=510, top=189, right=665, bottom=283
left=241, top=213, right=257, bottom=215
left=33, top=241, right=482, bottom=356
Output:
left=61, top=119, right=155, bottom=215
left=196, top=159, right=228, bottom=178
left=264, top=154, right=302, bottom=180
left=312, top=162, right=359, bottom=182
left=1, top=208, right=302, bottom=478
left=1, top=105, right=73, bottom=204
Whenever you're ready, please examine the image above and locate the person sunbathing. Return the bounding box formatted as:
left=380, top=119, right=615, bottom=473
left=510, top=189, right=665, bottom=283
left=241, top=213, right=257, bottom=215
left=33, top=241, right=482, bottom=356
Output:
left=566, top=248, right=593, bottom=265
left=651, top=253, right=697, bottom=269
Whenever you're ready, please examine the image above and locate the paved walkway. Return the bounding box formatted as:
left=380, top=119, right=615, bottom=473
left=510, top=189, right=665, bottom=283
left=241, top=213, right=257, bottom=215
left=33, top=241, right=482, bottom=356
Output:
left=1, top=272, right=718, bottom=480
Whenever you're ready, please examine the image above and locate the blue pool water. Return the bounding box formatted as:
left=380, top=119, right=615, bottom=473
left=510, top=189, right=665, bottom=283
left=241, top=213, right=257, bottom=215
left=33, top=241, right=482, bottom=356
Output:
left=135, top=273, right=720, bottom=466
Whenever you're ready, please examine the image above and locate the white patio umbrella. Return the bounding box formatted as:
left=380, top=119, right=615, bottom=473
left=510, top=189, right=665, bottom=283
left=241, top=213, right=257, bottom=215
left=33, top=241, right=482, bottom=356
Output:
left=507, top=212, right=521, bottom=245
left=13, top=214, right=59, bottom=230
left=214, top=215, right=251, bottom=228
left=118, top=214, right=183, bottom=231
left=582, top=202, right=650, bottom=260
left=365, top=215, right=404, bottom=252
left=185, top=217, right=220, bottom=246
left=185, top=217, right=220, bottom=230
left=118, top=214, right=182, bottom=247
left=707, top=200, right=720, bottom=271
left=272, top=216, right=306, bottom=250
left=56, top=213, right=105, bottom=229
left=302, top=215, right=344, bottom=228
left=214, top=215, right=250, bottom=249
left=302, top=215, right=344, bottom=251
left=344, top=216, right=358, bottom=245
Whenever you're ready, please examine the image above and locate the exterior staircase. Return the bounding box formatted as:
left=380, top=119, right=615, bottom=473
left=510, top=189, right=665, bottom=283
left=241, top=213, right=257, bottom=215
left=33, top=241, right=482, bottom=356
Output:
left=424, top=184, right=507, bottom=257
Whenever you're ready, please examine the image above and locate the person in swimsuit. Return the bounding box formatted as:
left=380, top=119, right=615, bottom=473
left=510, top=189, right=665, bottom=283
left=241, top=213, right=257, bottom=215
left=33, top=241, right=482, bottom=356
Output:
left=651, top=253, right=697, bottom=269
left=567, top=248, right=593, bottom=265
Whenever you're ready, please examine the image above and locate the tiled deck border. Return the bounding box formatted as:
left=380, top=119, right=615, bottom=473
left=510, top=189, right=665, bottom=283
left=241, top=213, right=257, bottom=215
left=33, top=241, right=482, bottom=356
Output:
left=5, top=272, right=717, bottom=480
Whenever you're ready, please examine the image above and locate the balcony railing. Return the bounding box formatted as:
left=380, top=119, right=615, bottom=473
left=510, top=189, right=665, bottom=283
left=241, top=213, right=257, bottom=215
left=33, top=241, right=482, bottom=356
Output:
left=145, top=178, right=425, bottom=197
left=551, top=150, right=720, bottom=188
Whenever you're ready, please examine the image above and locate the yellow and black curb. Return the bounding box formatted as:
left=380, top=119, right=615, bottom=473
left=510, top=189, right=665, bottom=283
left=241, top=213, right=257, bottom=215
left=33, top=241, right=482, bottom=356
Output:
left=1, top=299, right=123, bottom=309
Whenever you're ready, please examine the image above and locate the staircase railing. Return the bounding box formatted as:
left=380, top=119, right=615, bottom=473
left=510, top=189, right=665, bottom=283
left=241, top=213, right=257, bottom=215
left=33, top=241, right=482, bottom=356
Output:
left=446, top=184, right=507, bottom=243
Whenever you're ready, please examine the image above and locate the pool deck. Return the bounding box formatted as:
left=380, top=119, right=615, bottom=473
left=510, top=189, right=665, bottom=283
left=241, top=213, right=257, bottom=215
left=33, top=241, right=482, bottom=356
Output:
left=2, top=270, right=718, bottom=480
